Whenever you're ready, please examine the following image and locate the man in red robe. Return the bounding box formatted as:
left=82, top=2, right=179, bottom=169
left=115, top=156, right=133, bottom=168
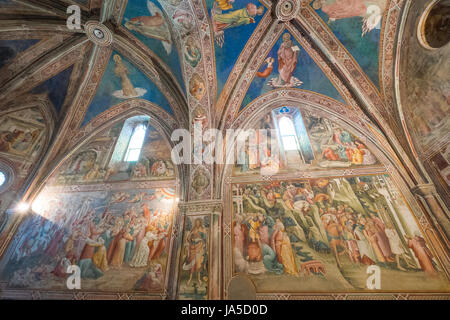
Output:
left=407, top=235, right=437, bottom=276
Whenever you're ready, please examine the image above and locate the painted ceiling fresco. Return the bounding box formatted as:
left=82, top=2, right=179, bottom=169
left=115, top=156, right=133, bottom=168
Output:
left=241, top=31, right=345, bottom=110
left=30, top=66, right=74, bottom=115
left=311, top=0, right=386, bottom=88
left=122, top=0, right=186, bottom=93
left=82, top=52, right=173, bottom=126
left=0, top=0, right=449, bottom=300
left=0, top=39, right=41, bottom=69
left=206, top=0, right=267, bottom=97
left=0, top=107, right=46, bottom=161
left=53, top=116, right=175, bottom=185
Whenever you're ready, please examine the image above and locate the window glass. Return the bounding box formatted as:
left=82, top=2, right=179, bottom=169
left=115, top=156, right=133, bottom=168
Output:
left=279, top=117, right=298, bottom=151
left=0, top=171, right=5, bottom=186
left=279, top=117, right=297, bottom=136
left=124, top=124, right=147, bottom=162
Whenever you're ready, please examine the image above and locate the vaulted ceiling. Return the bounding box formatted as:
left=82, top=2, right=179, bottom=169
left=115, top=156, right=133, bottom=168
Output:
left=0, top=0, right=448, bottom=200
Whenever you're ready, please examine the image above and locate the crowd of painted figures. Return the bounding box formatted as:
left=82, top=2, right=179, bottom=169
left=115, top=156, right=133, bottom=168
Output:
left=233, top=179, right=438, bottom=277
left=6, top=190, right=173, bottom=291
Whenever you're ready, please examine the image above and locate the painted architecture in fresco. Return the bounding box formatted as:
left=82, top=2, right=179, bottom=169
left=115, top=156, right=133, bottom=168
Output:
left=233, top=107, right=379, bottom=176
left=0, top=0, right=449, bottom=300
left=231, top=175, right=449, bottom=291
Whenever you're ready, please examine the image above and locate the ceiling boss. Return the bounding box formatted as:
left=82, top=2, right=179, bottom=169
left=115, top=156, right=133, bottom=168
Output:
left=275, top=0, right=301, bottom=21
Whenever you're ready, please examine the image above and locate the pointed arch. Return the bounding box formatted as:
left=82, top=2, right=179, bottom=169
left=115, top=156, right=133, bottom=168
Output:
left=29, top=98, right=186, bottom=205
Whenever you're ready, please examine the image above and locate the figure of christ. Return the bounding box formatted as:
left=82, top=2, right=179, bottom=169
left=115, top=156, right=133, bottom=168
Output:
left=277, top=33, right=298, bottom=85
left=134, top=215, right=148, bottom=249
left=353, top=224, right=376, bottom=265
left=212, top=3, right=264, bottom=33
left=113, top=54, right=138, bottom=97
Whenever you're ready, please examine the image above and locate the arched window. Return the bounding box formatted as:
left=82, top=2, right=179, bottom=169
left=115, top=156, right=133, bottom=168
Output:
left=124, top=124, right=147, bottom=162
left=0, top=171, right=5, bottom=187
left=279, top=117, right=299, bottom=151
left=419, top=0, right=450, bottom=49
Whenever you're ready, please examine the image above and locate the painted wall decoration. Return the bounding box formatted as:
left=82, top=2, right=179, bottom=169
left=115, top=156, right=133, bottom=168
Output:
left=400, top=37, right=449, bottom=153
left=0, top=187, right=176, bottom=292
left=178, top=214, right=210, bottom=300
left=189, top=73, right=206, bottom=101
left=233, top=107, right=380, bottom=176
left=241, top=31, right=345, bottom=110
left=231, top=175, right=450, bottom=292
left=0, top=107, right=48, bottom=246
left=191, top=166, right=211, bottom=196
left=0, top=107, right=46, bottom=160
left=82, top=52, right=173, bottom=126
left=206, top=0, right=266, bottom=97
left=184, top=36, right=201, bottom=68
left=420, top=0, right=450, bottom=49
left=0, top=39, right=40, bottom=69
left=311, top=0, right=386, bottom=88
left=52, top=117, right=175, bottom=185
left=122, top=0, right=185, bottom=92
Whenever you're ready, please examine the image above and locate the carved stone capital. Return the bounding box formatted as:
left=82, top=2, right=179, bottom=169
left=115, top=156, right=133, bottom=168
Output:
left=411, top=183, right=438, bottom=198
